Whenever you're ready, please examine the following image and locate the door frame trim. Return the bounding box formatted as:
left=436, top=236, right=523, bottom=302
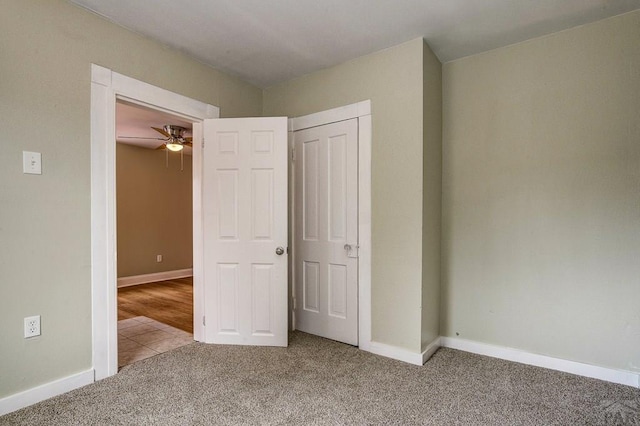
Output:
left=90, top=64, right=218, bottom=380
left=288, top=100, right=372, bottom=350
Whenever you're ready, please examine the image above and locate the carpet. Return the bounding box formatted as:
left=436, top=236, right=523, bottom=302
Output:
left=2, top=332, right=639, bottom=425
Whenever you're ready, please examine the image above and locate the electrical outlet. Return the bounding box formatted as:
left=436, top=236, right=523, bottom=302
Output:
left=24, top=315, right=41, bottom=338
left=156, top=254, right=163, bottom=262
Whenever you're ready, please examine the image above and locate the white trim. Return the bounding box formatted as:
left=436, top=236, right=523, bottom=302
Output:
left=367, top=341, right=423, bottom=366
left=289, top=100, right=371, bottom=132
left=365, top=338, right=440, bottom=367
left=422, top=337, right=441, bottom=364
left=0, top=369, right=94, bottom=416
left=90, top=66, right=117, bottom=382
left=287, top=100, right=372, bottom=351
left=357, top=113, right=372, bottom=351
left=288, top=131, right=296, bottom=331
left=90, top=64, right=218, bottom=381
left=191, top=121, right=204, bottom=341
left=440, top=337, right=640, bottom=388
left=117, top=268, right=193, bottom=288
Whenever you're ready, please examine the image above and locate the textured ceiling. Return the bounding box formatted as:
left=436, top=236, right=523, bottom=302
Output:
left=71, top=0, right=640, bottom=87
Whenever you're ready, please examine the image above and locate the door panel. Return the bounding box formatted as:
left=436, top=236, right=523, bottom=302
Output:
left=328, top=263, right=348, bottom=318
left=251, top=169, right=273, bottom=239
left=218, top=263, right=239, bottom=333
left=303, top=139, right=320, bottom=241
left=217, top=170, right=239, bottom=239
left=203, top=117, right=287, bottom=347
left=303, top=261, right=320, bottom=312
left=294, top=119, right=358, bottom=345
left=329, top=134, right=347, bottom=241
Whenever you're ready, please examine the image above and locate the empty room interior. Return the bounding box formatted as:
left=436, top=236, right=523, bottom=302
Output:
left=1, top=0, right=639, bottom=424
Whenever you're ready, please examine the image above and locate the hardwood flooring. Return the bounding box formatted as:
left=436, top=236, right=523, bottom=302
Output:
left=118, top=277, right=193, bottom=333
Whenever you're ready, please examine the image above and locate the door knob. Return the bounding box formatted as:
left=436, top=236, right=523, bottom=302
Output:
left=275, top=246, right=285, bottom=255
left=344, top=243, right=359, bottom=258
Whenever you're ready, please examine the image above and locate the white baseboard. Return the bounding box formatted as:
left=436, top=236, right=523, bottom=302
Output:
left=440, top=336, right=640, bottom=388
left=365, top=341, right=424, bottom=366
left=117, top=268, right=193, bottom=288
left=0, top=369, right=94, bottom=416
left=422, top=337, right=441, bottom=364
left=363, top=337, right=441, bottom=366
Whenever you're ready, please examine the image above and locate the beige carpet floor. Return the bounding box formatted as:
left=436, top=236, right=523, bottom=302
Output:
left=2, top=332, right=639, bottom=425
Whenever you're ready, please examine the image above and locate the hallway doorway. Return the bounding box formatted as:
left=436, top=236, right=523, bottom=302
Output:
left=117, top=278, right=193, bottom=367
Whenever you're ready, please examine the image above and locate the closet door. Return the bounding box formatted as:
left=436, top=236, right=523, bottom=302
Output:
left=294, top=118, right=358, bottom=345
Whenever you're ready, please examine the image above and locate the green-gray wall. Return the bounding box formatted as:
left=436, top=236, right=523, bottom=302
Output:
left=441, top=11, right=640, bottom=372
left=0, top=0, right=262, bottom=398
left=265, top=38, right=442, bottom=353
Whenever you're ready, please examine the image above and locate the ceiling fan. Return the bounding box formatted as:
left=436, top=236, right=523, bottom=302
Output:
left=119, top=125, right=192, bottom=152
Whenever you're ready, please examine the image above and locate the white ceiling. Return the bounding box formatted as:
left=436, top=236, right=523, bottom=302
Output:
left=116, top=101, right=193, bottom=154
left=71, top=0, right=640, bottom=88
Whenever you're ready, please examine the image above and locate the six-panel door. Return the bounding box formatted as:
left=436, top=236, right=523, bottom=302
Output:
left=203, top=117, right=288, bottom=347
left=294, top=118, right=358, bottom=345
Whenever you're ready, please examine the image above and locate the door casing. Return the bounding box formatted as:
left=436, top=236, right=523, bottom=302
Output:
left=288, top=100, right=372, bottom=351
left=90, top=64, right=218, bottom=380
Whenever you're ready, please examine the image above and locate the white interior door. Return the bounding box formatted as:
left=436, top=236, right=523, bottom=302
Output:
left=203, top=117, right=288, bottom=347
left=294, top=118, right=358, bottom=345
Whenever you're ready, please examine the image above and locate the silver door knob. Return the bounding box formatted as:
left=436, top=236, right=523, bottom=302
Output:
left=275, top=246, right=285, bottom=255
left=344, top=243, right=359, bottom=258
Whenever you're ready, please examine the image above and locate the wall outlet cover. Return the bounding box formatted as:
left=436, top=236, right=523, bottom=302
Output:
left=24, top=315, right=41, bottom=338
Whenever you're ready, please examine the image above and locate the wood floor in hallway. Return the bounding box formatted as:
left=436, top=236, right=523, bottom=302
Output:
left=118, top=277, right=193, bottom=333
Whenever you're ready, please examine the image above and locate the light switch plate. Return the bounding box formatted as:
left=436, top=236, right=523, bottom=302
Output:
left=23, top=151, right=42, bottom=175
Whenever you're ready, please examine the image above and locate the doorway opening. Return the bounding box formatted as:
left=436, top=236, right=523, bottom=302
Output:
left=115, top=100, right=195, bottom=367
left=90, top=64, right=219, bottom=380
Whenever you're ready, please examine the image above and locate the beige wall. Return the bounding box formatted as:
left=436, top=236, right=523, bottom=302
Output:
left=442, top=11, right=640, bottom=372
left=116, top=144, right=193, bottom=278
left=0, top=0, right=261, bottom=398
left=421, top=42, right=442, bottom=350
left=265, top=38, right=440, bottom=352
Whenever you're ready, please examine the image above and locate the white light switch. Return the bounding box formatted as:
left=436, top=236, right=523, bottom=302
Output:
left=23, top=151, right=42, bottom=175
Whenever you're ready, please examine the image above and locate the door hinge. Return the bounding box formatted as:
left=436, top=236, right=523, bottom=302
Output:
left=291, top=147, right=295, bottom=162
left=202, top=316, right=206, bottom=326
left=202, top=139, right=205, bottom=149
left=292, top=297, right=296, bottom=310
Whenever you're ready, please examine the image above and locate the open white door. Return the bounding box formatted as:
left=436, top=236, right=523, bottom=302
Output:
left=202, top=117, right=288, bottom=347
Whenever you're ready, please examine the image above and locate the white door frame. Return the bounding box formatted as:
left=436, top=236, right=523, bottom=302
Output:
left=90, top=64, right=219, bottom=380
left=288, top=100, right=372, bottom=351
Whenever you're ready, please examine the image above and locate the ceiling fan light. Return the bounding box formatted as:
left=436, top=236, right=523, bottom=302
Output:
left=166, top=142, right=184, bottom=152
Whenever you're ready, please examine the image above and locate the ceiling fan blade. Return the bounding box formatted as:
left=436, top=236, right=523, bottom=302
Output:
left=118, top=136, right=166, bottom=140
left=151, top=127, right=171, bottom=138
left=155, top=143, right=166, bottom=150
left=184, top=141, right=193, bottom=147
left=184, top=137, right=193, bottom=142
